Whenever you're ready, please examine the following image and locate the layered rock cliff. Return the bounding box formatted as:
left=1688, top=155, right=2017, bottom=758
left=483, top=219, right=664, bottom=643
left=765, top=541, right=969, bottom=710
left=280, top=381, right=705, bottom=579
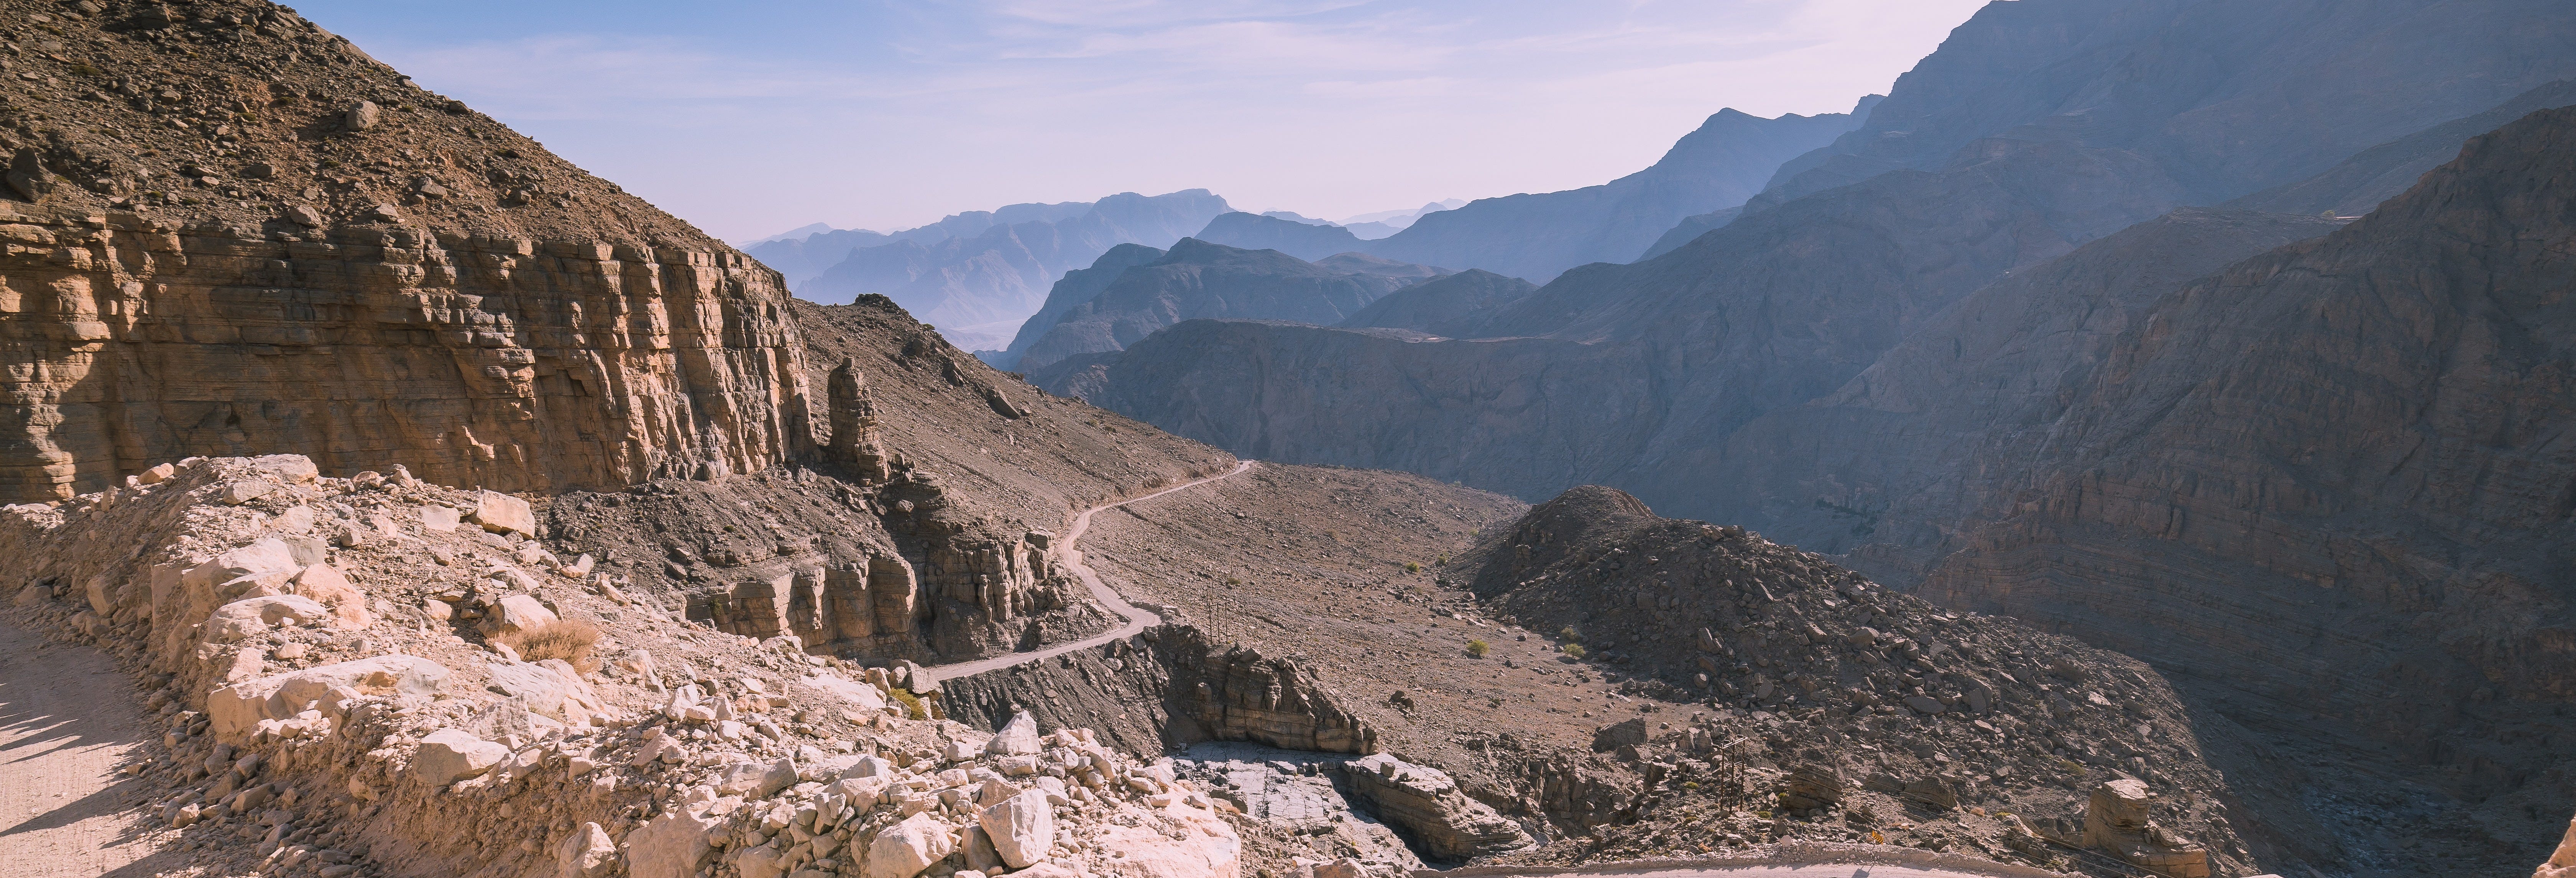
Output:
left=0, top=0, right=815, bottom=503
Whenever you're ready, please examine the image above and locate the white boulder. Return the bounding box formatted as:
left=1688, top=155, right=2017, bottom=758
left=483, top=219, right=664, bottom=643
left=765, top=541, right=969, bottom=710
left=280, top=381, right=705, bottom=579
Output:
left=413, top=729, right=510, bottom=786
left=863, top=812, right=957, bottom=878
left=978, top=788, right=1056, bottom=869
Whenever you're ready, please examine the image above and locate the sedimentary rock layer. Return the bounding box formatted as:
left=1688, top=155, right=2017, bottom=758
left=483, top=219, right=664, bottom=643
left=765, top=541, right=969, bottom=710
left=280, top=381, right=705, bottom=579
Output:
left=2, top=204, right=814, bottom=502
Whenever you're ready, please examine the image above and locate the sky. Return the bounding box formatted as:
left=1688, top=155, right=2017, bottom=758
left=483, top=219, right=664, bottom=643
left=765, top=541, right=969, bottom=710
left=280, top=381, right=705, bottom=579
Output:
left=289, top=1, right=1991, bottom=243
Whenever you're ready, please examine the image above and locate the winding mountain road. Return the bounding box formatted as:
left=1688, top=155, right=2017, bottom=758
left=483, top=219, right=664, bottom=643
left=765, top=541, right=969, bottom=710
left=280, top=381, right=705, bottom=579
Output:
left=921, top=460, right=1255, bottom=683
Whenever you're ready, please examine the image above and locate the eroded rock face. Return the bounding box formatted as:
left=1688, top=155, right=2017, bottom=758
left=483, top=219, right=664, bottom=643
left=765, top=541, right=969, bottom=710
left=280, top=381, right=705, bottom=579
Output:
left=0, top=203, right=818, bottom=503
left=1343, top=754, right=1534, bottom=860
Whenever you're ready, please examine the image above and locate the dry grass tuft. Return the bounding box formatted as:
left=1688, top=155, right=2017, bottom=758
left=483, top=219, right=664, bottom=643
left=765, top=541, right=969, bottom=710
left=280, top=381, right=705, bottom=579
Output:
left=498, top=618, right=602, bottom=673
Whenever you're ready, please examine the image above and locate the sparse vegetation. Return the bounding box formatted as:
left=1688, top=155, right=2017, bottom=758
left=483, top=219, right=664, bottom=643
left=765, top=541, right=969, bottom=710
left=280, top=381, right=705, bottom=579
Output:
left=1404, top=561, right=1422, bottom=574
left=1466, top=638, right=1490, bottom=658
left=888, top=687, right=929, bottom=720
left=1561, top=642, right=1586, bottom=659
left=1559, top=626, right=1581, bottom=642
left=495, top=619, right=601, bottom=672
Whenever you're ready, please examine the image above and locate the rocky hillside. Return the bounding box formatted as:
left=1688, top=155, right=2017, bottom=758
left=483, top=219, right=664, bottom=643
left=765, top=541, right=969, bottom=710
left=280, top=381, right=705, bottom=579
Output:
left=1758, top=0, right=2576, bottom=206
left=1908, top=104, right=2576, bottom=876
left=2226, top=78, right=2576, bottom=217
left=1444, top=486, right=2257, bottom=873
left=1334, top=269, right=1539, bottom=336
left=0, top=0, right=814, bottom=503
left=1360, top=100, right=1877, bottom=282
left=1008, top=239, right=1438, bottom=372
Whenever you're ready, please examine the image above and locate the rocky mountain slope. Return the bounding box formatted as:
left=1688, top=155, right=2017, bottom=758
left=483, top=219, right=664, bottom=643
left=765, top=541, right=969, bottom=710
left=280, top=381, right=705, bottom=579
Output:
left=1903, top=104, right=2576, bottom=877
left=0, top=0, right=821, bottom=504
left=2225, top=79, right=2576, bottom=217
left=1193, top=212, right=1369, bottom=262
left=1049, top=136, right=2194, bottom=502
left=1757, top=0, right=2576, bottom=207
left=1007, top=240, right=1438, bottom=372
left=1359, top=100, right=1877, bottom=282
left=1334, top=270, right=1539, bottom=336
left=789, top=191, right=1236, bottom=350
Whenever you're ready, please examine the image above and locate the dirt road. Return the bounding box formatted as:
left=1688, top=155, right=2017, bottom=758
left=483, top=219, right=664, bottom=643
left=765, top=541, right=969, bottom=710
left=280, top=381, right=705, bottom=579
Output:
left=921, top=460, right=1257, bottom=683
left=0, top=618, right=181, bottom=878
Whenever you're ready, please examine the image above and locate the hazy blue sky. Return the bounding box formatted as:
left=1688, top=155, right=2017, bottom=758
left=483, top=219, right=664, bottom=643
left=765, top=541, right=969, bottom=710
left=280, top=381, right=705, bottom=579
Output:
left=291, top=1, right=1989, bottom=241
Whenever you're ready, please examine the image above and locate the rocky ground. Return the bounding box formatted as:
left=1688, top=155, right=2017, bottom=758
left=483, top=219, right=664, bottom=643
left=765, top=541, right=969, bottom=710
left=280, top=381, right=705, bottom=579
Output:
left=0, top=0, right=721, bottom=245
left=1, top=454, right=1257, bottom=878
left=1061, top=474, right=2265, bottom=876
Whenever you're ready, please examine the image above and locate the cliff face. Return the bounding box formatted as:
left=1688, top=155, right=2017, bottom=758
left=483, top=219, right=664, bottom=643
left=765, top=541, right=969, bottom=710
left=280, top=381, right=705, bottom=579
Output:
left=0, top=205, right=813, bottom=503
left=0, top=0, right=820, bottom=503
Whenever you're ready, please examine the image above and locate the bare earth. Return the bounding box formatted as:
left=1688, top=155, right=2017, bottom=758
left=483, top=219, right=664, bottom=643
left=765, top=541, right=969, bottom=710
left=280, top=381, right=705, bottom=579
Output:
left=0, top=620, right=183, bottom=878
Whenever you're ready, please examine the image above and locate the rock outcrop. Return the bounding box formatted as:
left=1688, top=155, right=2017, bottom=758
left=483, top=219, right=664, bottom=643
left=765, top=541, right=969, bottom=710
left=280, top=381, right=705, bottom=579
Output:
left=1343, top=753, right=1534, bottom=860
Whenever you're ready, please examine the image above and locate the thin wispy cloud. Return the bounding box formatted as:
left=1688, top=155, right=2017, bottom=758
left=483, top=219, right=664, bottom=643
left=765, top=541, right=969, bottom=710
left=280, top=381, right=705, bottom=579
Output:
left=295, top=0, right=1990, bottom=240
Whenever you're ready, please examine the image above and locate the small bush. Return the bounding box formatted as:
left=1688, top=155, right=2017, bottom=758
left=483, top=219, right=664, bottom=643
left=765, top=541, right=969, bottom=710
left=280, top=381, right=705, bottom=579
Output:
left=498, top=618, right=600, bottom=672
left=888, top=687, right=929, bottom=720
left=1562, top=643, right=1587, bottom=659
left=1559, top=626, right=1581, bottom=642
left=1404, top=561, right=1422, bottom=574
left=1466, top=639, right=1490, bottom=658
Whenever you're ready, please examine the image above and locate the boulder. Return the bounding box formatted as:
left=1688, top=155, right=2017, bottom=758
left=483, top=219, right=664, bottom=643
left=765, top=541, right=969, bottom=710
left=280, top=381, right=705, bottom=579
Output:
left=413, top=729, right=509, bottom=786
left=987, top=710, right=1041, bottom=756
left=485, top=660, right=604, bottom=724
left=978, top=789, right=1055, bottom=869
left=628, top=805, right=726, bottom=878
left=1592, top=718, right=1648, bottom=752
left=205, top=655, right=451, bottom=742
left=207, top=595, right=332, bottom=641
left=221, top=479, right=278, bottom=505
left=345, top=100, right=381, bottom=131
left=558, top=822, right=616, bottom=878
left=420, top=505, right=461, bottom=533
left=290, top=564, right=370, bottom=628
left=480, top=594, right=559, bottom=638
left=732, top=845, right=788, bottom=878
left=715, top=758, right=798, bottom=798
left=468, top=491, right=536, bottom=536
left=863, top=812, right=956, bottom=878
left=183, top=540, right=301, bottom=594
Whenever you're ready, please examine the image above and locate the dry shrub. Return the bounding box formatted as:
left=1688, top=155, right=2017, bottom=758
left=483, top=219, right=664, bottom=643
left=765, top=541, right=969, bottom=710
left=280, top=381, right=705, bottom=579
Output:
left=499, top=618, right=601, bottom=673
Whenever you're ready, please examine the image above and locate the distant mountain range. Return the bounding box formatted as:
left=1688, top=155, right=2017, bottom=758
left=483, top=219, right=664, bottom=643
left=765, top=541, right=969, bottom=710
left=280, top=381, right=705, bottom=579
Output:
left=743, top=190, right=1234, bottom=350
left=1353, top=99, right=1879, bottom=282
left=997, top=238, right=1447, bottom=371
left=1030, top=2, right=2576, bottom=872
